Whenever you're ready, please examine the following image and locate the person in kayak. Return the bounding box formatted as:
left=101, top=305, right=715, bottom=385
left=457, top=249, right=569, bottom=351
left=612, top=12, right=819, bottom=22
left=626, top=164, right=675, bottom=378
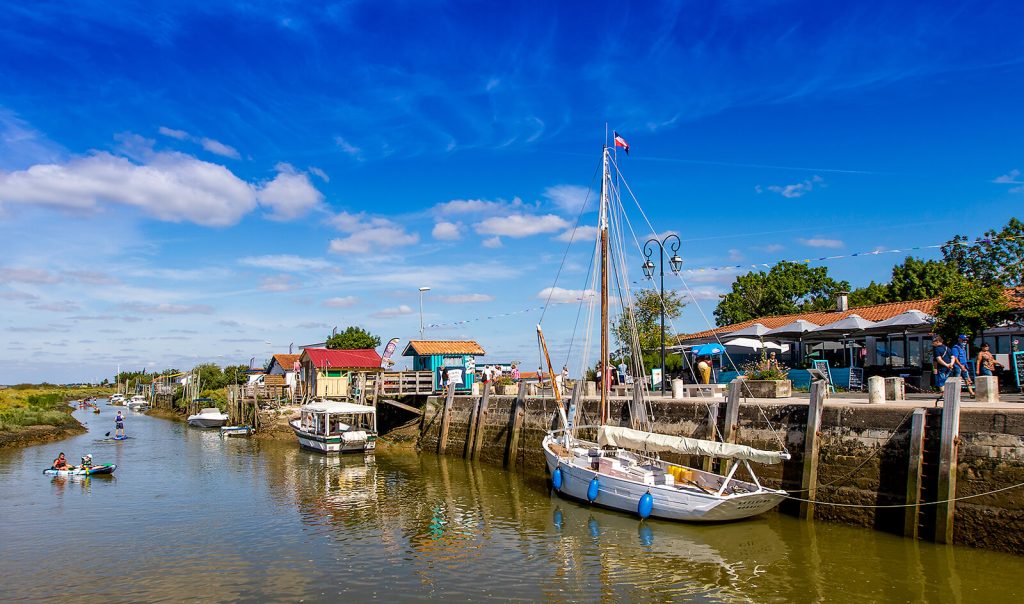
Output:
left=52, top=452, right=68, bottom=470
left=115, top=410, right=125, bottom=438
left=80, top=454, right=93, bottom=469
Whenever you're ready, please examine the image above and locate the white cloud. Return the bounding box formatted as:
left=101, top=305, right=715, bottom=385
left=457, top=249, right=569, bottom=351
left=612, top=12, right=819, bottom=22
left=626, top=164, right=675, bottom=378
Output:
left=0, top=267, right=60, bottom=284
left=334, top=136, right=363, bottom=160
left=120, top=302, right=215, bottom=314
left=157, top=126, right=189, bottom=140
left=1011, top=186, right=1024, bottom=194
left=993, top=169, right=1021, bottom=184
left=555, top=225, right=599, bottom=242
left=433, top=197, right=525, bottom=217
left=799, top=237, right=844, bottom=248
left=308, top=166, right=329, bottom=182
left=728, top=248, right=743, bottom=262
left=684, top=287, right=724, bottom=301
left=200, top=138, right=240, bottom=159
left=758, top=175, right=825, bottom=198
left=322, top=296, right=358, bottom=308
left=753, top=243, right=785, bottom=253
left=327, top=212, right=418, bottom=254
left=537, top=287, right=596, bottom=303
left=371, top=304, right=413, bottom=318
left=259, top=274, right=298, bottom=292
left=482, top=236, right=502, bottom=248
left=438, top=293, right=494, bottom=303
left=543, top=184, right=592, bottom=213
left=476, top=214, right=569, bottom=237
left=32, top=301, right=80, bottom=312
left=64, top=270, right=119, bottom=285
left=240, top=255, right=332, bottom=272
left=256, top=163, right=324, bottom=221
left=432, top=221, right=462, bottom=241
left=0, top=290, right=39, bottom=301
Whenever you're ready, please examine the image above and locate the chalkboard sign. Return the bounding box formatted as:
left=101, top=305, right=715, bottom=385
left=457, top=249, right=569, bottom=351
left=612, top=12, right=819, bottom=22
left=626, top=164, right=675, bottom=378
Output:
left=1013, top=351, right=1024, bottom=389
left=812, top=360, right=836, bottom=393
left=849, top=366, right=864, bottom=391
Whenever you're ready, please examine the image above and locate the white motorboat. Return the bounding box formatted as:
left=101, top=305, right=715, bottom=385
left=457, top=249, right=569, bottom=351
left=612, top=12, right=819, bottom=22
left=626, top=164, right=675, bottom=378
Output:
left=537, top=137, right=791, bottom=523
left=290, top=400, right=377, bottom=454
left=187, top=407, right=229, bottom=428
left=109, top=394, right=126, bottom=406
left=126, top=395, right=149, bottom=410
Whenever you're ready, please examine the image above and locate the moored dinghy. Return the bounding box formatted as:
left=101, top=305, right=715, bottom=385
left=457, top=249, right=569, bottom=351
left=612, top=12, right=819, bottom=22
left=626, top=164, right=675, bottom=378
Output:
left=44, top=464, right=116, bottom=477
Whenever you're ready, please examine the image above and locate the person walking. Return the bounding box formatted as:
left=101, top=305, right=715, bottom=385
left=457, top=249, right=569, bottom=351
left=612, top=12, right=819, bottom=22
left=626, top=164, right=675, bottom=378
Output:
left=976, top=342, right=996, bottom=377
left=932, top=335, right=953, bottom=390
left=114, top=410, right=125, bottom=438
left=697, top=357, right=711, bottom=384
left=511, top=364, right=520, bottom=382
left=951, top=335, right=976, bottom=397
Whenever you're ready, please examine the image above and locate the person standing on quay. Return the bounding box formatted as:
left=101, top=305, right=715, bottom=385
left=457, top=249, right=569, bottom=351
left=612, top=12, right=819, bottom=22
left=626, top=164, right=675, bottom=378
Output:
left=511, top=364, right=520, bottom=382
left=932, top=335, right=953, bottom=390
left=976, top=343, right=996, bottom=377
left=951, top=335, right=976, bottom=397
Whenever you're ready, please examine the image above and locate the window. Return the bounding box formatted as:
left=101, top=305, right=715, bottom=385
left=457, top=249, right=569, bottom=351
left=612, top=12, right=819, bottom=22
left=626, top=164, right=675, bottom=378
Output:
left=325, top=370, right=342, bottom=378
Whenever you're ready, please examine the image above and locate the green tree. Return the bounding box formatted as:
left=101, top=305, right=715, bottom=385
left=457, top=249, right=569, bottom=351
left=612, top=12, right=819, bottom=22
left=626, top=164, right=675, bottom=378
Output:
left=714, top=261, right=850, bottom=326
left=941, top=217, right=1024, bottom=287
left=849, top=281, right=890, bottom=307
left=935, top=278, right=1012, bottom=341
left=614, top=288, right=686, bottom=356
left=222, top=364, right=250, bottom=386
left=888, top=256, right=959, bottom=301
left=326, top=326, right=381, bottom=350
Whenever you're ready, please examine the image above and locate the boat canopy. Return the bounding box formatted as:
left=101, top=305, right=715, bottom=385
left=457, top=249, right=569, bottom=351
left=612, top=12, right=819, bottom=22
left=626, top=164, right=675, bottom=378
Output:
left=302, top=400, right=376, bottom=415
left=597, top=425, right=788, bottom=465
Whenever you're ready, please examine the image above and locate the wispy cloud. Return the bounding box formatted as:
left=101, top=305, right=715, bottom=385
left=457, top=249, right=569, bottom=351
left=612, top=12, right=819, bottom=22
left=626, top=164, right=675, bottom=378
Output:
left=120, top=302, right=215, bottom=314
left=371, top=304, right=413, bottom=318
left=476, top=214, right=569, bottom=237
left=757, top=175, right=825, bottom=198
left=798, top=237, right=844, bottom=249
left=158, top=126, right=239, bottom=159
left=0, top=267, right=60, bottom=284
left=259, top=274, right=298, bottom=292
left=537, top=287, right=595, bottom=303
left=992, top=169, right=1021, bottom=184
left=334, top=136, right=363, bottom=160
left=240, top=254, right=332, bottom=272
left=555, top=225, right=599, bottom=242
left=482, top=236, right=502, bottom=248
left=543, top=185, right=592, bottom=213
left=322, top=296, right=358, bottom=308
left=31, top=300, right=80, bottom=312
left=438, top=293, right=493, bottom=303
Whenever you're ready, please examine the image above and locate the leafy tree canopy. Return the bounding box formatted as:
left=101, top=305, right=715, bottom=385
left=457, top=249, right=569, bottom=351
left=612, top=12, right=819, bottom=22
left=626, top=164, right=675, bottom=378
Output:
left=714, top=261, right=849, bottom=326
left=935, top=278, right=1012, bottom=341
left=326, top=326, right=381, bottom=350
left=614, top=288, right=686, bottom=357
left=888, top=256, right=960, bottom=301
left=848, top=281, right=890, bottom=307
left=941, top=217, right=1024, bottom=287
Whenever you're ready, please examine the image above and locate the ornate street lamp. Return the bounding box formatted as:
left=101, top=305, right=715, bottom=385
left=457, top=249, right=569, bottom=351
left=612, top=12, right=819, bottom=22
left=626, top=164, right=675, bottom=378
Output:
left=642, top=234, right=682, bottom=395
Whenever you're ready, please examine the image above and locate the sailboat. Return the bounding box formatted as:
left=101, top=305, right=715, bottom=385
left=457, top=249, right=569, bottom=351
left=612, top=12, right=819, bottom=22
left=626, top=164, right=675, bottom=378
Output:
left=540, top=137, right=790, bottom=522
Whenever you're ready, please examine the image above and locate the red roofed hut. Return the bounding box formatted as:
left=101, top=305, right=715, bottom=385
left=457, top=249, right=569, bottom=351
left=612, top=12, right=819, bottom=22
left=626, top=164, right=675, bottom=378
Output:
left=299, top=348, right=382, bottom=399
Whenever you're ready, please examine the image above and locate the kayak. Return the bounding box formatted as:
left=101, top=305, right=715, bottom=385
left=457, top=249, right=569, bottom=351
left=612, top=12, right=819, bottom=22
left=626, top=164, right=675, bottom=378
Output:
left=43, top=464, right=116, bottom=477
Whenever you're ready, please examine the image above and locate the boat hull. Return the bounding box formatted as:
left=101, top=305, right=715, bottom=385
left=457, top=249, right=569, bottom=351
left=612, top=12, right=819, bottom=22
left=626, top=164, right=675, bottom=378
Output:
left=187, top=417, right=228, bottom=428
left=44, top=464, right=116, bottom=477
left=290, top=420, right=376, bottom=454
left=542, top=435, right=785, bottom=522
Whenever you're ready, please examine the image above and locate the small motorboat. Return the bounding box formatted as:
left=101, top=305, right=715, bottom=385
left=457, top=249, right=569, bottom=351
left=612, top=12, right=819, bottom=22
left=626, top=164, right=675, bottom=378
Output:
left=290, top=400, right=377, bottom=454
left=109, top=394, right=126, bottom=406
left=187, top=407, right=229, bottom=428
left=220, top=426, right=253, bottom=437
left=44, top=464, right=116, bottom=477
left=126, top=395, right=149, bottom=410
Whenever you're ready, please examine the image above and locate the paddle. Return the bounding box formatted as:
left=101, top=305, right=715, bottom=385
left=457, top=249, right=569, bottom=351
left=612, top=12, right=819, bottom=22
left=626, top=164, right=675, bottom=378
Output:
left=105, top=432, right=111, bottom=438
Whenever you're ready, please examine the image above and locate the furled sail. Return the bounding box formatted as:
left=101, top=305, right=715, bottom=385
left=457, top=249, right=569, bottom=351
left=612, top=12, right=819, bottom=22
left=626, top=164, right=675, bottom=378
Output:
left=598, top=425, right=789, bottom=465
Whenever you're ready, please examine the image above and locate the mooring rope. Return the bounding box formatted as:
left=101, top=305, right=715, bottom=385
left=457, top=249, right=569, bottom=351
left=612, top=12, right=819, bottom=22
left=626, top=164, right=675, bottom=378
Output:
left=783, top=481, right=1024, bottom=508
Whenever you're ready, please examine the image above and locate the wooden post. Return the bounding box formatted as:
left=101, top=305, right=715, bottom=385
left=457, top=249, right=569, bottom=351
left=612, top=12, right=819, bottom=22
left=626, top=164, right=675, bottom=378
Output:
left=798, top=379, right=827, bottom=521
left=935, top=378, right=962, bottom=544
left=437, top=386, right=455, bottom=455
left=904, top=408, right=926, bottom=539
left=702, top=402, right=719, bottom=473
left=504, top=381, right=527, bottom=469
left=718, top=379, right=743, bottom=474
left=471, top=381, right=491, bottom=461
left=464, top=383, right=485, bottom=458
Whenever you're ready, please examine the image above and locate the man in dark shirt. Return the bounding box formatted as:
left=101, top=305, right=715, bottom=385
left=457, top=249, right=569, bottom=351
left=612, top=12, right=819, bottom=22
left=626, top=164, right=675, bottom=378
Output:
left=932, top=335, right=953, bottom=390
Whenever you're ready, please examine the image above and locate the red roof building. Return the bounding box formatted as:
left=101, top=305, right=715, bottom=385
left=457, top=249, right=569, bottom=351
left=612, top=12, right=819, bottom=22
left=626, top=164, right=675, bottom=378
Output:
left=301, top=348, right=382, bottom=369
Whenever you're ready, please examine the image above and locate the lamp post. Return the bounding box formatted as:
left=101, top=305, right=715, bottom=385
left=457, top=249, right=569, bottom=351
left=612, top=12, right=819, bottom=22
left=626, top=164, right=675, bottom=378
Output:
left=642, top=234, right=683, bottom=395
left=418, top=286, right=431, bottom=339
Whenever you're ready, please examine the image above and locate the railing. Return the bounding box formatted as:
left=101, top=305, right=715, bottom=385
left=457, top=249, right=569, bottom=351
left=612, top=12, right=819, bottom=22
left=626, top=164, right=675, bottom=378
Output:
left=378, top=371, right=435, bottom=395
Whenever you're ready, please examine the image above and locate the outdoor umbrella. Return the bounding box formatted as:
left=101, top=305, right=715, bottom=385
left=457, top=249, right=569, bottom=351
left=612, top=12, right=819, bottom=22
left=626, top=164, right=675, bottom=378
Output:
left=861, top=310, right=935, bottom=367
left=723, top=337, right=789, bottom=352
left=805, top=314, right=877, bottom=367
left=724, top=323, right=771, bottom=339
left=763, top=319, right=820, bottom=339
left=690, top=343, right=725, bottom=356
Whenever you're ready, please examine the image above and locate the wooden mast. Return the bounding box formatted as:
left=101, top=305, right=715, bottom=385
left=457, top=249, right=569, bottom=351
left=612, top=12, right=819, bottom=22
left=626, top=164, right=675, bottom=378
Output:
left=599, top=146, right=610, bottom=425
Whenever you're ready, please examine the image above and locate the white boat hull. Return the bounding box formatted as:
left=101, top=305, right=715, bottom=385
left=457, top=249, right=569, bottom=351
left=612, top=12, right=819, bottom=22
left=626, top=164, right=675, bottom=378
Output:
left=187, top=417, right=228, bottom=428
left=543, top=434, right=785, bottom=522
left=290, top=420, right=376, bottom=454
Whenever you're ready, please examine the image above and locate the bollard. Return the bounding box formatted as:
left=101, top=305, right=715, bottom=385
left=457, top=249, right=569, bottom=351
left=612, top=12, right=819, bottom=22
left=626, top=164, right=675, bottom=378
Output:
left=671, top=379, right=684, bottom=399
left=976, top=376, right=999, bottom=403
left=867, top=376, right=885, bottom=404
left=884, top=377, right=906, bottom=401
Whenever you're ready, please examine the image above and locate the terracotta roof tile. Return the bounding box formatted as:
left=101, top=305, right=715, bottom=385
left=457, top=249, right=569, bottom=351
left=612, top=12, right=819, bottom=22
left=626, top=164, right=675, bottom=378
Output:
left=402, top=340, right=486, bottom=356
left=271, top=354, right=300, bottom=370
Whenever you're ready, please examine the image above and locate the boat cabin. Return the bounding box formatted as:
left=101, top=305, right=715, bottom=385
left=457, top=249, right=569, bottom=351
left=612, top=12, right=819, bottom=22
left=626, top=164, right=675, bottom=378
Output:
left=297, top=401, right=377, bottom=437
left=401, top=340, right=486, bottom=392
left=299, top=348, right=383, bottom=399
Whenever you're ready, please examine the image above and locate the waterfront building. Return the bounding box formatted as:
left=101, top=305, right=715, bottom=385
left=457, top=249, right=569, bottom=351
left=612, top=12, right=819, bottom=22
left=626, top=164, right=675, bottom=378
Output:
left=401, top=340, right=486, bottom=392
left=265, top=353, right=301, bottom=397
left=298, top=348, right=383, bottom=399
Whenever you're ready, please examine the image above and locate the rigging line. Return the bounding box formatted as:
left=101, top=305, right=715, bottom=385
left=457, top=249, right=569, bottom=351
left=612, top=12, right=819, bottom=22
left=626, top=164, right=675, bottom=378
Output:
left=563, top=232, right=600, bottom=371
left=783, top=480, right=1024, bottom=508
left=539, top=160, right=602, bottom=324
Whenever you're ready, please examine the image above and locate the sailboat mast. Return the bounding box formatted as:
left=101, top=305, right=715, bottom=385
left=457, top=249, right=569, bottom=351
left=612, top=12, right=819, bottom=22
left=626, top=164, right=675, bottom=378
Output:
left=599, top=146, right=611, bottom=425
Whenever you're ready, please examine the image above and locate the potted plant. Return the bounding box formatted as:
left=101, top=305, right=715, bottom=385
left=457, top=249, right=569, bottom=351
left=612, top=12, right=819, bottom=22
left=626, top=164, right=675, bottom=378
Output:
left=740, top=352, right=792, bottom=398
left=494, top=375, right=518, bottom=395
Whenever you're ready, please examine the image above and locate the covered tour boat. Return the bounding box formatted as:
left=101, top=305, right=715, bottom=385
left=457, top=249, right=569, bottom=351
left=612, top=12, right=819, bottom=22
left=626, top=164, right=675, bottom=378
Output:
left=290, top=400, right=377, bottom=454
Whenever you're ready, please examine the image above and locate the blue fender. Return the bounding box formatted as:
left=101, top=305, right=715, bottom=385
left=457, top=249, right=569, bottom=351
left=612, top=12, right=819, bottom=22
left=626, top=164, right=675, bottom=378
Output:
left=588, top=517, right=600, bottom=538
left=552, top=466, right=563, bottom=491
left=638, top=491, right=654, bottom=519
left=638, top=524, right=654, bottom=547
left=587, top=476, right=600, bottom=502
left=553, top=508, right=563, bottom=530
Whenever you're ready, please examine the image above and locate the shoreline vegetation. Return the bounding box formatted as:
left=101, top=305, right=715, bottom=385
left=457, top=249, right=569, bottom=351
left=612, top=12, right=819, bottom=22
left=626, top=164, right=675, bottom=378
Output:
left=0, top=385, right=114, bottom=448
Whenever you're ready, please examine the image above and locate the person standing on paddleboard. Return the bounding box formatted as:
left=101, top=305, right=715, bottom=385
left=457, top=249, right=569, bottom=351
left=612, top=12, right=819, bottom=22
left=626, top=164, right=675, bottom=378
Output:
left=115, top=410, right=125, bottom=438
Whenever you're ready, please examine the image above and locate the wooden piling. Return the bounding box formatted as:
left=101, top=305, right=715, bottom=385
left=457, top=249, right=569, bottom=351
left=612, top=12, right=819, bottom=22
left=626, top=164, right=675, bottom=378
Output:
left=437, top=386, right=455, bottom=455
left=718, top=379, right=743, bottom=474
left=504, top=381, right=527, bottom=469
left=798, top=379, right=826, bottom=521
left=935, top=378, right=962, bottom=544
left=904, top=408, right=927, bottom=539
left=464, top=383, right=486, bottom=458
left=702, top=402, right=719, bottom=473
left=471, top=381, right=491, bottom=461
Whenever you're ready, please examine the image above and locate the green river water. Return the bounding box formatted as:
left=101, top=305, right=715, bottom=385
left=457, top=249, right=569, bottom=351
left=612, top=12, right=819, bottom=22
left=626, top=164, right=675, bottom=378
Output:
left=1, top=402, right=1021, bottom=602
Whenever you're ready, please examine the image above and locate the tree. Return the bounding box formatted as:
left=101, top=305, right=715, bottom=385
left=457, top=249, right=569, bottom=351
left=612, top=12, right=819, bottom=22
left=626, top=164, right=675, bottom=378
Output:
left=935, top=278, right=1012, bottom=341
left=614, top=288, right=686, bottom=356
left=222, top=364, right=250, bottom=386
left=326, top=326, right=381, bottom=350
left=849, top=281, right=890, bottom=307
left=941, top=217, right=1024, bottom=287
left=888, top=256, right=959, bottom=301
left=714, top=261, right=850, bottom=326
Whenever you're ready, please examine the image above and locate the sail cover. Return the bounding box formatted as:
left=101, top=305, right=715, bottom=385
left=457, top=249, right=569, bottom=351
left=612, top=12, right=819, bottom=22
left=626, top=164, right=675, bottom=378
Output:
left=598, top=425, right=788, bottom=465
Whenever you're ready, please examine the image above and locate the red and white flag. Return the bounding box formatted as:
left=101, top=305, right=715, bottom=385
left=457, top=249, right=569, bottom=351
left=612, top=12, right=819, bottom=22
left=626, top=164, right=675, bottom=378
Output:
left=613, top=131, right=629, bottom=155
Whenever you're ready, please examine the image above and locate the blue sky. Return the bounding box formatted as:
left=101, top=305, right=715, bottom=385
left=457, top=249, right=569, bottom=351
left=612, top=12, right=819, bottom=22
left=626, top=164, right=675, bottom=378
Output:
left=1, top=1, right=1022, bottom=382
